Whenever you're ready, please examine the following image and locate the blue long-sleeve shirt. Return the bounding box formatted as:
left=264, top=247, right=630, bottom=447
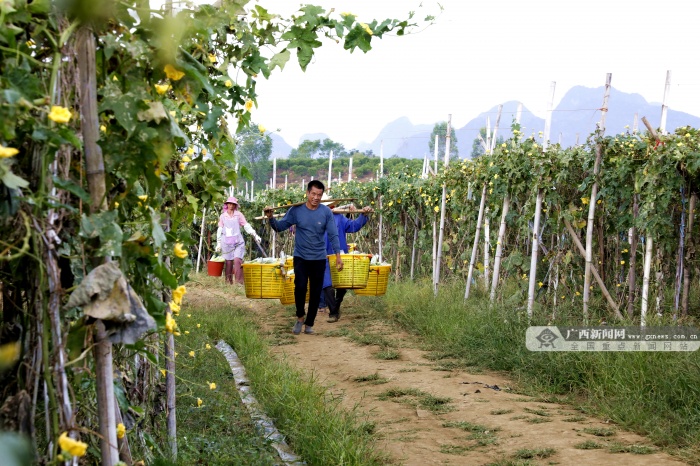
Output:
left=270, top=204, right=341, bottom=260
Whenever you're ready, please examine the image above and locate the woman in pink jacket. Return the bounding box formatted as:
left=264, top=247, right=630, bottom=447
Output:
left=216, top=197, right=261, bottom=284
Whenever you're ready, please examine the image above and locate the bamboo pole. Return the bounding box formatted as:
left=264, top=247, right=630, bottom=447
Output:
left=431, top=135, right=439, bottom=283
left=465, top=185, right=487, bottom=299
left=348, top=157, right=353, bottom=182
left=434, top=115, right=452, bottom=295
left=583, top=74, right=612, bottom=322
left=410, top=216, right=418, bottom=281
left=195, top=207, right=206, bottom=273
left=77, top=26, right=118, bottom=466
left=641, top=236, right=653, bottom=327
left=627, top=195, right=639, bottom=317
left=563, top=219, right=623, bottom=319
left=490, top=196, right=510, bottom=301
left=483, top=208, right=490, bottom=288
left=327, top=150, right=333, bottom=189
left=526, top=189, right=543, bottom=319
left=681, top=192, right=697, bottom=316
left=674, top=188, right=687, bottom=312
left=660, top=70, right=671, bottom=135
left=284, top=174, right=288, bottom=190
left=490, top=105, right=503, bottom=152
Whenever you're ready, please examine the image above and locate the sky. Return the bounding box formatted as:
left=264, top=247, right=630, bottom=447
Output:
left=179, top=0, right=700, bottom=150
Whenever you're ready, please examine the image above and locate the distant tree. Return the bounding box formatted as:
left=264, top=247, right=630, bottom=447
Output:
left=429, top=122, right=459, bottom=160
left=471, top=127, right=504, bottom=158
left=235, top=122, right=273, bottom=188
left=290, top=138, right=347, bottom=159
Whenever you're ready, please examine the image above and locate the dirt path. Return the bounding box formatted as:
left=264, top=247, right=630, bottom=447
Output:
left=200, top=285, right=687, bottom=466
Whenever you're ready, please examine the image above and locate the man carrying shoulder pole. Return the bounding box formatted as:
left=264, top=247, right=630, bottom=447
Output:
left=264, top=180, right=343, bottom=335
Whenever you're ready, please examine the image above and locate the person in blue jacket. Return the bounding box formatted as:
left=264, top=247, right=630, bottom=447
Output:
left=264, top=180, right=343, bottom=335
left=321, top=195, right=373, bottom=323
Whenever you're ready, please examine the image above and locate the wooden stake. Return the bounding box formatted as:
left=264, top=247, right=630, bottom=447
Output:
left=483, top=208, right=490, bottom=288
left=627, top=195, right=639, bottom=317
left=410, top=216, right=418, bottom=281
left=583, top=73, right=612, bottom=323
left=681, top=192, right=697, bottom=316
left=563, top=219, right=623, bottom=319
left=490, top=196, right=510, bottom=301
left=527, top=189, right=543, bottom=319
left=465, top=184, right=487, bottom=299
left=641, top=236, right=653, bottom=327
left=348, top=157, right=353, bottom=182
left=196, top=207, right=206, bottom=273
left=434, top=115, right=452, bottom=295
left=660, top=70, right=671, bottom=135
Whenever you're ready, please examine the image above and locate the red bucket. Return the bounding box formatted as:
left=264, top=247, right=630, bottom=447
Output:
left=207, top=260, right=224, bottom=276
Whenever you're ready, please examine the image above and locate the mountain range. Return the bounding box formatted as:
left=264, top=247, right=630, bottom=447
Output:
left=270, top=86, right=700, bottom=159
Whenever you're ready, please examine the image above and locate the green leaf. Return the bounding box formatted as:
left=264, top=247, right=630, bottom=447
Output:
left=269, top=49, right=291, bottom=71
left=79, top=211, right=123, bottom=257
left=137, top=101, right=168, bottom=124
left=154, top=262, right=177, bottom=289
left=1, top=170, right=28, bottom=190
left=52, top=176, right=91, bottom=204
left=150, top=210, right=167, bottom=247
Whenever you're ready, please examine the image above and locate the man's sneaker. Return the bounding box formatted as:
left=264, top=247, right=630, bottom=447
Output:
left=292, top=320, right=303, bottom=335
left=304, top=325, right=314, bottom=334
left=327, top=315, right=339, bottom=323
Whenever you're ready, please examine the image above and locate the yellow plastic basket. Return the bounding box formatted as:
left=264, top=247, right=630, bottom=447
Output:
left=279, top=275, right=310, bottom=305
left=328, top=254, right=370, bottom=289
left=242, top=263, right=284, bottom=299
left=354, top=265, right=392, bottom=296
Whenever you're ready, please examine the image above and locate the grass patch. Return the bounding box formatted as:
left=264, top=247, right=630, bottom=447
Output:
left=524, top=417, right=552, bottom=424
left=176, top=276, right=389, bottom=465
left=377, top=388, right=454, bottom=414
left=398, top=368, right=418, bottom=373
left=380, top=279, right=700, bottom=461
left=513, top=447, right=557, bottom=459
left=353, top=373, right=389, bottom=384
left=607, top=442, right=657, bottom=454
left=439, top=444, right=472, bottom=455
left=562, top=415, right=587, bottom=422
left=523, top=407, right=551, bottom=417
left=490, top=409, right=514, bottom=415
left=442, top=421, right=500, bottom=433
left=574, top=440, right=604, bottom=450
left=375, top=348, right=400, bottom=360
left=583, top=427, right=616, bottom=437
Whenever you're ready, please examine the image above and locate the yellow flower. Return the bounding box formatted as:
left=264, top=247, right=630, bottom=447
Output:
left=206, top=343, right=211, bottom=349
left=597, top=199, right=602, bottom=205
left=165, top=314, right=177, bottom=334
left=172, top=285, right=187, bottom=305
left=581, top=197, right=589, bottom=205
left=0, top=146, right=19, bottom=158
left=0, top=341, right=20, bottom=367
left=174, top=243, right=188, bottom=258
left=196, top=323, right=201, bottom=328
left=58, top=432, right=88, bottom=457
left=100, top=124, right=107, bottom=132
left=187, top=314, right=191, bottom=318
left=340, top=11, right=355, bottom=17
left=197, top=398, right=203, bottom=407
left=538, top=282, right=543, bottom=288
left=182, top=155, right=191, bottom=163
left=155, top=83, right=171, bottom=95
left=160, top=369, right=166, bottom=377
left=397, top=199, right=401, bottom=203
left=164, top=64, right=185, bottom=81
left=388, top=201, right=393, bottom=207
left=208, top=382, right=216, bottom=390
left=258, top=124, right=266, bottom=133
left=186, top=146, right=195, bottom=155
left=113, top=201, right=119, bottom=208
left=179, top=162, right=185, bottom=171
left=244, top=100, right=253, bottom=112
left=434, top=206, right=440, bottom=212
left=575, top=291, right=581, bottom=296
left=169, top=110, right=177, bottom=116
left=138, top=194, right=148, bottom=202
left=359, top=22, right=373, bottom=35
left=116, top=423, right=126, bottom=439
left=617, top=283, right=621, bottom=287
left=225, top=79, right=232, bottom=88
left=494, top=174, right=499, bottom=179
left=169, top=301, right=180, bottom=315
left=189, top=350, right=195, bottom=357
left=501, top=143, right=507, bottom=148
left=48, top=106, right=71, bottom=124
left=620, top=260, right=625, bottom=265
left=208, top=54, right=217, bottom=63
left=202, top=148, right=207, bottom=156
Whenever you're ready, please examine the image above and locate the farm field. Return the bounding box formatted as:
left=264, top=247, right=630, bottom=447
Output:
left=177, top=274, right=697, bottom=465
